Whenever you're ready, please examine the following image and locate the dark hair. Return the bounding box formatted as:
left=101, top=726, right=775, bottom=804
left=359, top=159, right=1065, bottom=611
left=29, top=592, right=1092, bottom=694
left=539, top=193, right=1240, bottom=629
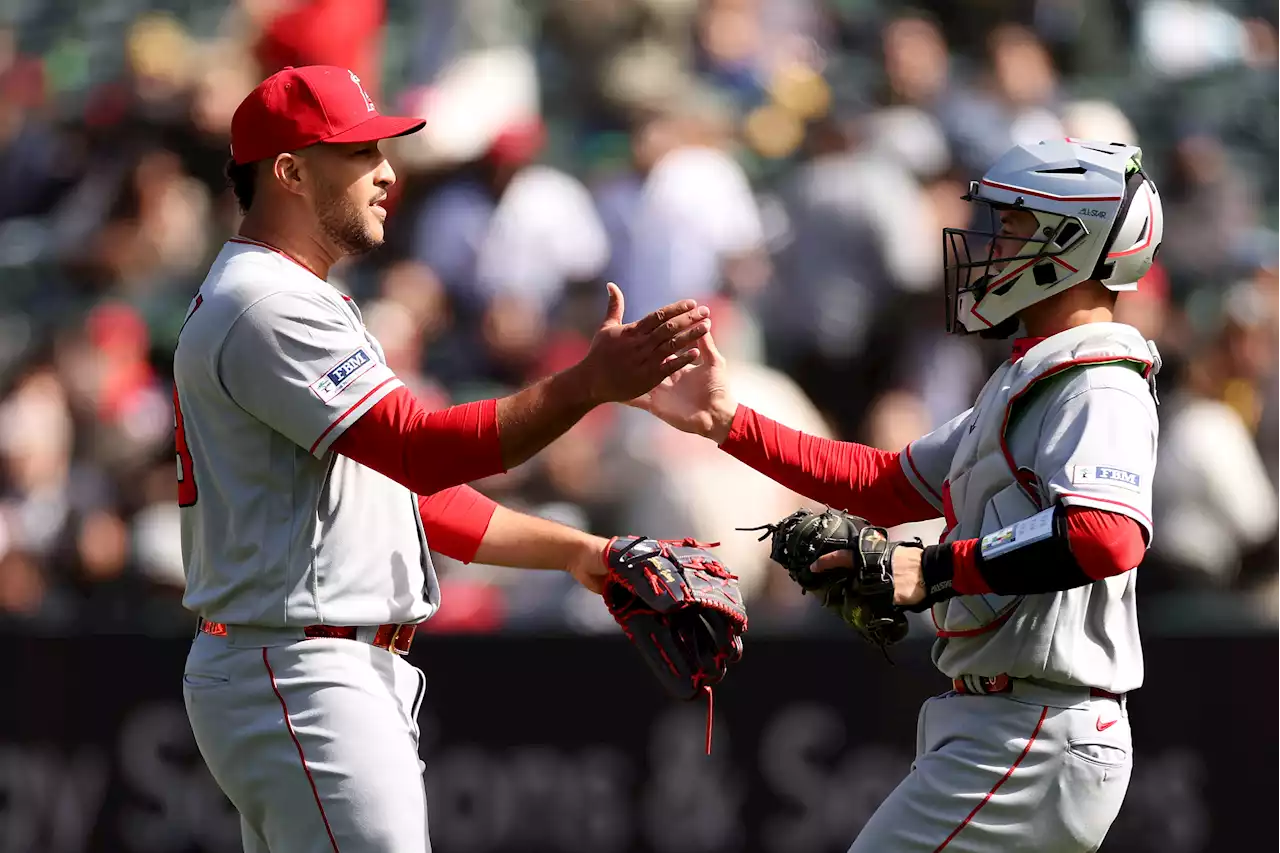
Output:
left=225, top=158, right=258, bottom=213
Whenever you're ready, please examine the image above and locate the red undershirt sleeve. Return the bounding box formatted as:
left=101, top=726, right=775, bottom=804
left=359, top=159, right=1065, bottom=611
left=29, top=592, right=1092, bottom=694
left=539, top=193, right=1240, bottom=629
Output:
left=718, top=404, right=938, bottom=528
left=948, top=506, right=1146, bottom=596
left=417, top=485, right=498, bottom=564
left=330, top=386, right=505, bottom=497
left=1062, top=505, right=1149, bottom=580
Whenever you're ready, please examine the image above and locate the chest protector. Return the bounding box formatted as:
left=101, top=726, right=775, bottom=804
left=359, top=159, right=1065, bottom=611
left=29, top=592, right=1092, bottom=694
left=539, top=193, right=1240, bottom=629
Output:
left=933, top=322, right=1159, bottom=635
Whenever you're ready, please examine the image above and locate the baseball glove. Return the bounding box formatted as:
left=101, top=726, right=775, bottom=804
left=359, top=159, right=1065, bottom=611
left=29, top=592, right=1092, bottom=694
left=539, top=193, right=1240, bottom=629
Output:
left=742, top=508, right=910, bottom=654
left=602, top=536, right=747, bottom=751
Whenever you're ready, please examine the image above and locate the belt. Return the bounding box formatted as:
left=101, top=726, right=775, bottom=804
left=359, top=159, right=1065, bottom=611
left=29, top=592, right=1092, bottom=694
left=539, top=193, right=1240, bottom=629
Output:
left=952, top=673, right=1123, bottom=703
left=197, top=618, right=418, bottom=655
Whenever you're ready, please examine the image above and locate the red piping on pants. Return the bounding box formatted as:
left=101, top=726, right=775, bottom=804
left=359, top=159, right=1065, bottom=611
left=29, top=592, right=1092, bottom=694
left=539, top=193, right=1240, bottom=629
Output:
left=263, top=648, right=341, bottom=852
left=933, top=705, right=1049, bottom=852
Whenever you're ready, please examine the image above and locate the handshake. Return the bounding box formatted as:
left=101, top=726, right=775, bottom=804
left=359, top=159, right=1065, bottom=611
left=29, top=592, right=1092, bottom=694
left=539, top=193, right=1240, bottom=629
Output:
left=614, top=312, right=919, bottom=650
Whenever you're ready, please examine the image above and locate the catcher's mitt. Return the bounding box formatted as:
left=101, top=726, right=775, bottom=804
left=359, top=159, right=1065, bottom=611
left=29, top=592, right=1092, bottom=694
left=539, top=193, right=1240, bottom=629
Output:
left=742, top=508, right=911, bottom=654
left=602, top=536, right=747, bottom=752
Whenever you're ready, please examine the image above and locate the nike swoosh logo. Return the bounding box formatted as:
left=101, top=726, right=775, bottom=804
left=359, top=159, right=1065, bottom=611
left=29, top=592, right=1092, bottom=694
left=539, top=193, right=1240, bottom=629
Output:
left=1096, top=717, right=1119, bottom=732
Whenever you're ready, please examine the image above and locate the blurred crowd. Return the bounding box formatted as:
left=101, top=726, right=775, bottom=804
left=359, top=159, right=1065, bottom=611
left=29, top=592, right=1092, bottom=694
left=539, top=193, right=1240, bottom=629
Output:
left=0, top=0, right=1275, bottom=636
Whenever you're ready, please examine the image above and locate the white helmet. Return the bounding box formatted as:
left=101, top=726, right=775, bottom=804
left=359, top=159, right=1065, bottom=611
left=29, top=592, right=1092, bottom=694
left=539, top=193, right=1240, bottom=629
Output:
left=943, top=138, right=1164, bottom=337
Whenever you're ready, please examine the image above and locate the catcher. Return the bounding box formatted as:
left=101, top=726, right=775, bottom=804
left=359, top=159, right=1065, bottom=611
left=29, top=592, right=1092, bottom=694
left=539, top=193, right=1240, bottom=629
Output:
left=631, top=139, right=1163, bottom=851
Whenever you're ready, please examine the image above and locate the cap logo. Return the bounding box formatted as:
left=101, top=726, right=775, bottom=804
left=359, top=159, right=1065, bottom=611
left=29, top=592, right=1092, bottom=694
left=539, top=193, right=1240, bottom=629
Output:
left=349, top=71, right=375, bottom=113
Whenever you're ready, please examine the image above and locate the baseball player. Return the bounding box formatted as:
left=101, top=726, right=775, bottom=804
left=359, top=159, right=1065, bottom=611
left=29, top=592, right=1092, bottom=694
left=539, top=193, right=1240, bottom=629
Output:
left=174, top=66, right=711, bottom=853
left=632, top=138, right=1164, bottom=851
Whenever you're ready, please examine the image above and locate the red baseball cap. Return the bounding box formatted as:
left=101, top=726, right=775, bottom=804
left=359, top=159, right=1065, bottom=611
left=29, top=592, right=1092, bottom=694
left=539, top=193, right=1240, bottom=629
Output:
left=230, top=65, right=425, bottom=165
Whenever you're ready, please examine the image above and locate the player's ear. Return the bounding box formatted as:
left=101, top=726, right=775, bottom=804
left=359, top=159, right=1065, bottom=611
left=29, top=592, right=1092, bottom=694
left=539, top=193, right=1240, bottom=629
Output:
left=271, top=153, right=307, bottom=198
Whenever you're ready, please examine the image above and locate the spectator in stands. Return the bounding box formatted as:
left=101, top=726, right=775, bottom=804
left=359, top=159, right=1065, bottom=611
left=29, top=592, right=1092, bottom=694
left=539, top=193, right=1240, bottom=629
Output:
left=938, top=23, right=1065, bottom=173
left=1150, top=280, right=1278, bottom=591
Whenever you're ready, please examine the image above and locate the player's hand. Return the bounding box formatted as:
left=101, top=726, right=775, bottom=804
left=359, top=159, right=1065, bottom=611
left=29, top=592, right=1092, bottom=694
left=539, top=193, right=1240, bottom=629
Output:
left=578, top=283, right=710, bottom=405
left=811, top=546, right=926, bottom=607
left=626, top=328, right=737, bottom=444
left=566, top=537, right=610, bottom=595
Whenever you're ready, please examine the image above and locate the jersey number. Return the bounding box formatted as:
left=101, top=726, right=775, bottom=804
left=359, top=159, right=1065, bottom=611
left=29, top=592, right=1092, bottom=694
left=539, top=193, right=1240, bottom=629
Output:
left=174, top=295, right=203, bottom=507
left=174, top=387, right=198, bottom=506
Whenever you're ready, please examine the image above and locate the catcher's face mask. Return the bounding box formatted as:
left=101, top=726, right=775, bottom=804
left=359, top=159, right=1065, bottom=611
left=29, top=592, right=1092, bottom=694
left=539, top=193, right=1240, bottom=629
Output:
left=942, top=187, right=1085, bottom=338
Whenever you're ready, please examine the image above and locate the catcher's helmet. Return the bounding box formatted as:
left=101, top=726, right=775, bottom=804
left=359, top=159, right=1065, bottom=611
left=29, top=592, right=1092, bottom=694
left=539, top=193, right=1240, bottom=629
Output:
left=943, top=138, right=1164, bottom=337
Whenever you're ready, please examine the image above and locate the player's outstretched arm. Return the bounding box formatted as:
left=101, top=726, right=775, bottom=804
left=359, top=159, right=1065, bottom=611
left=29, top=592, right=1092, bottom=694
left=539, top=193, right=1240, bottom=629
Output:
left=330, top=284, right=707, bottom=496
left=811, top=372, right=1161, bottom=610
left=417, top=485, right=610, bottom=593
left=493, top=283, right=709, bottom=470
left=628, top=330, right=939, bottom=528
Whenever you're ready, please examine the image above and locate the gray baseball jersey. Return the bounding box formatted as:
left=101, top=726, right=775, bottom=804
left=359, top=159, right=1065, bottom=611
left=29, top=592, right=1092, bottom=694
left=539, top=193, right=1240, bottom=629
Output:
left=173, top=238, right=439, bottom=627
left=899, top=322, right=1160, bottom=693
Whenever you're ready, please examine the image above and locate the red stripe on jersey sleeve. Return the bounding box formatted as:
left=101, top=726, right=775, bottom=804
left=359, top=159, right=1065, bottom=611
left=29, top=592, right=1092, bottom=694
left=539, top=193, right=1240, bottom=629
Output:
left=310, top=377, right=397, bottom=454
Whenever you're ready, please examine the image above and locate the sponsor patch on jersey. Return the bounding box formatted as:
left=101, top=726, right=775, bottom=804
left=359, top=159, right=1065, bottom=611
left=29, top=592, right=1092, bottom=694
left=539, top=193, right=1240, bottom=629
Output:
left=1071, top=465, right=1142, bottom=492
left=310, top=348, right=376, bottom=402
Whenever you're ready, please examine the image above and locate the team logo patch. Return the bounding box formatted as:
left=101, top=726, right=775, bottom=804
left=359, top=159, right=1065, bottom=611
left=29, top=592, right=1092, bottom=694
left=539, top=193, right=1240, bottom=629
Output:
left=1071, top=465, right=1141, bottom=491
left=310, top=348, right=375, bottom=402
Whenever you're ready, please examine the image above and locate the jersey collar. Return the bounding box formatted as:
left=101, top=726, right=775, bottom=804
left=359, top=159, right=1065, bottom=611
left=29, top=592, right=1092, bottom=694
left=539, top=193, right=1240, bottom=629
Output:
left=1010, top=336, right=1047, bottom=362
left=228, top=237, right=323, bottom=279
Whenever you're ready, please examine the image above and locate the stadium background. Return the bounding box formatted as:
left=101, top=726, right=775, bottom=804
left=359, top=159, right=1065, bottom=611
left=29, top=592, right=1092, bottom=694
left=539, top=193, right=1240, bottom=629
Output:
left=0, top=1, right=1275, bottom=851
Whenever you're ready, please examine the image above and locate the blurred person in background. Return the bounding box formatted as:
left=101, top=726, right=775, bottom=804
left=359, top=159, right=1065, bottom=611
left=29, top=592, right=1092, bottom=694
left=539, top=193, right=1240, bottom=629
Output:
left=1150, top=278, right=1279, bottom=595
left=1136, top=0, right=1258, bottom=79
left=391, top=48, right=612, bottom=388
left=541, top=0, right=699, bottom=128
left=1156, top=129, right=1260, bottom=297
left=54, top=302, right=174, bottom=478
left=592, top=63, right=770, bottom=321
left=361, top=311, right=448, bottom=406
left=1241, top=233, right=1280, bottom=489
left=762, top=95, right=986, bottom=439
left=877, top=9, right=953, bottom=111
left=235, top=0, right=386, bottom=97
left=692, top=0, right=832, bottom=105
left=354, top=257, right=479, bottom=405
left=938, top=22, right=1065, bottom=175
left=0, top=354, right=123, bottom=624
left=620, top=127, right=770, bottom=318
left=0, top=47, right=80, bottom=223
left=1059, top=97, right=1139, bottom=147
